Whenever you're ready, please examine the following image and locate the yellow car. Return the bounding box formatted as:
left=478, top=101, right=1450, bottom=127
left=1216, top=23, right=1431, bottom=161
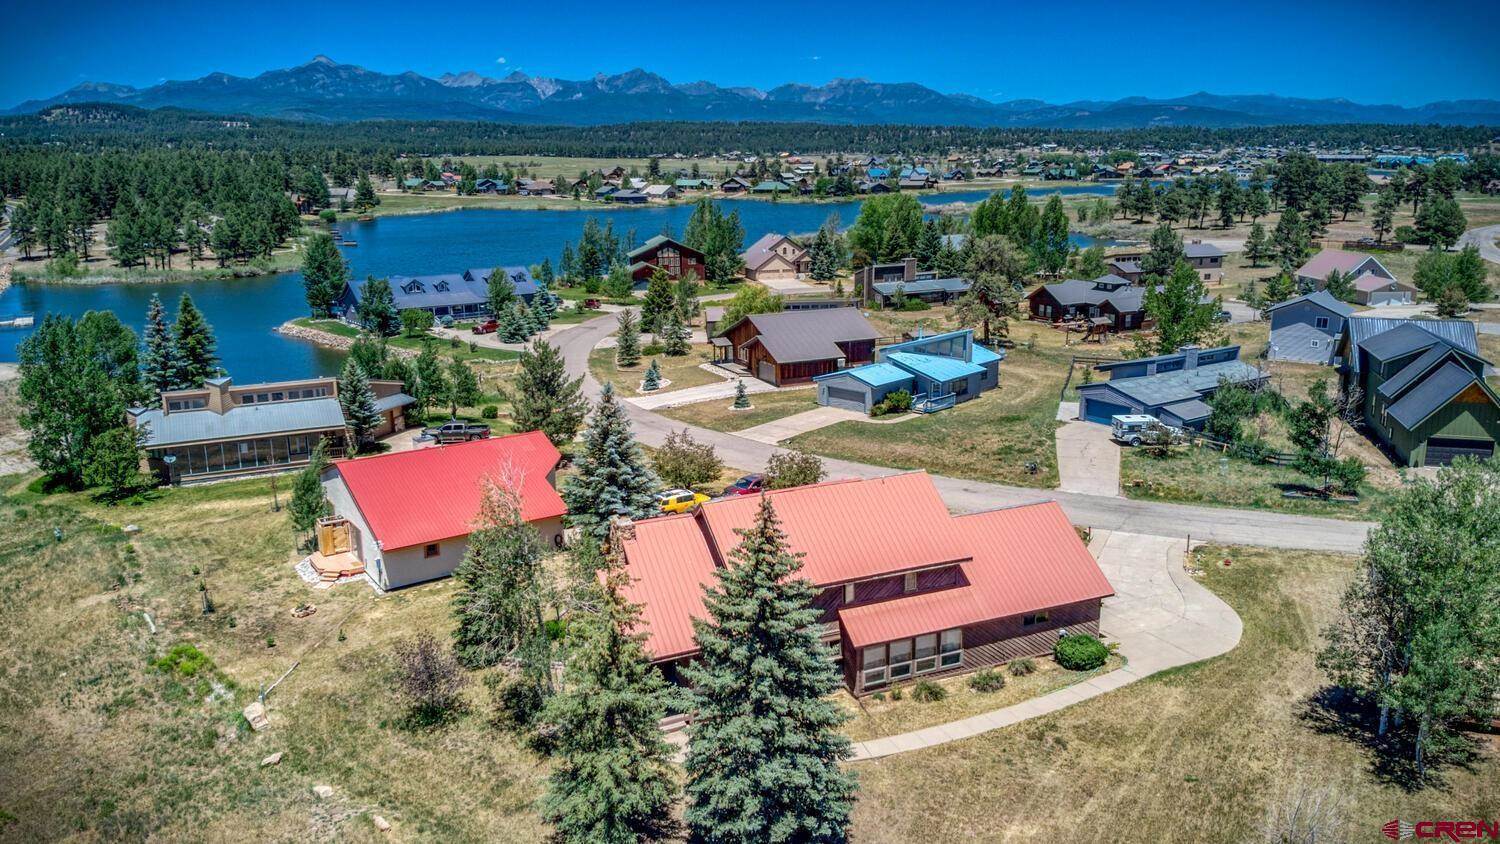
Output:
left=656, top=488, right=710, bottom=514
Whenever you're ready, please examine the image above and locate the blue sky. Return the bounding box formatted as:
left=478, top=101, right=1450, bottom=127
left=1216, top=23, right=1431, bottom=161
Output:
left=6, top=0, right=1499, bottom=108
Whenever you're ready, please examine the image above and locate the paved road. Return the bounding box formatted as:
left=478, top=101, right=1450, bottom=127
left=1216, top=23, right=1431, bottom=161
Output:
left=1459, top=224, right=1500, bottom=265
left=850, top=530, right=1242, bottom=760
left=556, top=312, right=1374, bottom=553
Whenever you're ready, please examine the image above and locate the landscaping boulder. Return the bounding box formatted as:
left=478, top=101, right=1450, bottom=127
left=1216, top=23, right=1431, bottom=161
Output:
left=260, top=751, right=283, bottom=767
left=372, top=815, right=392, bottom=832
left=242, top=701, right=270, bottom=732
left=313, top=785, right=335, bottom=800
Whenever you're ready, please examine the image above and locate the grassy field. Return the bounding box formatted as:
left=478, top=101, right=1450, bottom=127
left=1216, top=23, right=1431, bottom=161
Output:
left=838, top=654, right=1125, bottom=743
left=290, top=318, right=520, bottom=364
left=849, top=544, right=1500, bottom=843
left=587, top=345, right=724, bottom=398
left=656, top=389, right=818, bottom=433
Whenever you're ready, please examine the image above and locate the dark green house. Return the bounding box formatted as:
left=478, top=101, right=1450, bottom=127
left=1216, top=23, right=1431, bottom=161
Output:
left=1339, top=318, right=1500, bottom=466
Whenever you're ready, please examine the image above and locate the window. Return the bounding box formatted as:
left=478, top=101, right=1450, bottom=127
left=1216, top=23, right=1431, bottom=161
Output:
left=914, top=633, right=939, bottom=674
left=888, top=639, right=913, bottom=680
left=862, top=645, right=888, bottom=688
left=1023, top=612, right=1050, bottom=627
left=903, top=572, right=918, bottom=593
left=271, top=392, right=284, bottom=402
left=940, top=629, right=963, bottom=668
left=424, top=543, right=440, bottom=558
left=1315, top=316, right=1329, bottom=329
left=240, top=395, right=256, bottom=405
left=843, top=583, right=855, bottom=604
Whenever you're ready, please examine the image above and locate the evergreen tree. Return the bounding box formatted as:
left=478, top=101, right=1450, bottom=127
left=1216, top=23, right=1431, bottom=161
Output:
left=414, top=344, right=448, bottom=419
left=356, top=276, right=400, bottom=336
left=1372, top=186, right=1398, bottom=244
left=684, top=496, right=856, bottom=843
left=1244, top=222, right=1269, bottom=267
left=488, top=267, right=518, bottom=315
left=1139, top=223, right=1184, bottom=281
left=615, top=309, right=641, bottom=368
left=289, top=440, right=331, bottom=536
left=1273, top=209, right=1312, bottom=276
left=537, top=565, right=680, bottom=844
left=301, top=233, right=347, bottom=319
left=660, top=308, right=690, bottom=356
left=141, top=293, right=181, bottom=394
left=354, top=173, right=379, bottom=210
left=915, top=219, right=942, bottom=269
left=445, top=359, right=481, bottom=416
left=641, top=359, right=661, bottom=391
left=732, top=378, right=751, bottom=409
left=954, top=235, right=1025, bottom=344
left=511, top=340, right=588, bottom=446
left=560, top=384, right=660, bottom=543
left=338, top=359, right=381, bottom=449
left=1415, top=196, right=1467, bottom=250
left=451, top=476, right=548, bottom=669
left=171, top=293, right=219, bottom=387
left=1032, top=194, right=1072, bottom=276
left=640, top=268, right=675, bottom=337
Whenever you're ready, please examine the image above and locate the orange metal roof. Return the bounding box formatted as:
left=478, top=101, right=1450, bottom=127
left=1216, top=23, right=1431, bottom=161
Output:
left=617, top=513, right=721, bottom=661
left=330, top=432, right=566, bottom=551
left=837, top=501, right=1115, bottom=647
left=695, top=473, right=971, bottom=585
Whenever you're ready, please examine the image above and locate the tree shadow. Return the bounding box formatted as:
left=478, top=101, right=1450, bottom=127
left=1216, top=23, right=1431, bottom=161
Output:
left=1298, top=685, right=1483, bottom=792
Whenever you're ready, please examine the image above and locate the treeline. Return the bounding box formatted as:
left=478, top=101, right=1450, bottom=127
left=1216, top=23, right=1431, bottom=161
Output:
left=1, top=103, right=1494, bottom=158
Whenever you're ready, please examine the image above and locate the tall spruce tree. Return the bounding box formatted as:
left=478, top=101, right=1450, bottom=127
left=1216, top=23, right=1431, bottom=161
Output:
left=660, top=308, right=690, bottom=356
left=537, top=566, right=680, bottom=843
left=640, top=268, right=675, bottom=336
left=338, top=360, right=381, bottom=449
left=560, top=384, right=660, bottom=543
left=301, top=233, right=347, bottom=318
left=171, top=293, right=219, bottom=387
left=141, top=293, right=181, bottom=394
left=615, top=309, right=641, bottom=368
left=684, top=496, right=855, bottom=843
left=511, top=340, right=588, bottom=446
left=451, top=477, right=548, bottom=670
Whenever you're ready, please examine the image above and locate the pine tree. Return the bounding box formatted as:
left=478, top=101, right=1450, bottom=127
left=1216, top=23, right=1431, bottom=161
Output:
left=641, top=359, right=661, bottom=391
left=289, top=440, right=331, bottom=536
left=445, top=359, right=481, bottom=417
left=615, top=310, right=641, bottom=368
left=640, top=269, right=675, bottom=336
left=1244, top=222, right=1269, bottom=267
left=733, top=378, right=751, bottom=409
left=451, top=477, right=548, bottom=669
left=660, top=308, right=690, bottom=356
left=301, top=233, right=347, bottom=318
left=338, top=359, right=381, bottom=450
left=171, top=293, right=219, bottom=388
left=560, top=384, right=660, bottom=543
left=511, top=340, right=588, bottom=446
left=538, top=565, right=680, bottom=843
left=141, top=293, right=182, bottom=394
left=684, top=496, right=855, bottom=843
left=354, top=173, right=379, bottom=210
left=1273, top=209, right=1311, bottom=276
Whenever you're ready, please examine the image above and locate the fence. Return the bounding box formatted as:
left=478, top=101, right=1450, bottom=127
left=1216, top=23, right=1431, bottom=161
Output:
left=1058, top=354, right=1125, bottom=401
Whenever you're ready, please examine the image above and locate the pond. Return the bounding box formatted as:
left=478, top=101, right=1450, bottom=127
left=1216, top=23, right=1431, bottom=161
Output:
left=0, top=187, right=1120, bottom=381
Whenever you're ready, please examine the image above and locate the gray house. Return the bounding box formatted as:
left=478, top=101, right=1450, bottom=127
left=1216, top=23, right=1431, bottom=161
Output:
left=1076, top=345, right=1267, bottom=428
left=1266, top=290, right=1356, bottom=364
left=813, top=329, right=1003, bottom=414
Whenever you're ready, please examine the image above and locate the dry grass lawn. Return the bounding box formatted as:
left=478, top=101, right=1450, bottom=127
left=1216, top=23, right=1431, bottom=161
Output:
left=848, top=544, right=1500, bottom=843
left=656, top=389, right=819, bottom=433
left=587, top=345, right=724, bottom=398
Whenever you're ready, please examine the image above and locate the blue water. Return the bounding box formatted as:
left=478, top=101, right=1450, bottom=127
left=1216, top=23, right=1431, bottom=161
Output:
left=0, top=187, right=1119, bottom=380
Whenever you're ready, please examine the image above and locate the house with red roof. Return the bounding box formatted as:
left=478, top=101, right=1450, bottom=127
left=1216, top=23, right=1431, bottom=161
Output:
left=615, top=472, right=1114, bottom=694
left=1294, top=248, right=1396, bottom=294
left=319, top=432, right=567, bottom=590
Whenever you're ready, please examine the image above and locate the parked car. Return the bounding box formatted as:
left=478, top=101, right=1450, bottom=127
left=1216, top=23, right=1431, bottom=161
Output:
left=1110, top=414, right=1179, bottom=446
left=720, top=474, right=765, bottom=497
left=656, top=488, right=710, bottom=514
left=583, top=298, right=602, bottom=309
left=471, top=319, right=499, bottom=335
left=423, top=420, right=492, bottom=443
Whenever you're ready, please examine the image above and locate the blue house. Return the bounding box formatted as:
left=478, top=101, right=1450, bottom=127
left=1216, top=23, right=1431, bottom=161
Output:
left=1076, top=345, right=1266, bottom=428
left=1266, top=290, right=1356, bottom=365
left=813, top=329, right=1004, bottom=414
left=337, top=266, right=537, bottom=321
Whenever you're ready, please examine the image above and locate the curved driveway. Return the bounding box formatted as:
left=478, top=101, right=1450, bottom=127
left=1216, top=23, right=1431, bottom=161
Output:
left=1459, top=224, right=1500, bottom=265
left=555, top=312, right=1373, bottom=553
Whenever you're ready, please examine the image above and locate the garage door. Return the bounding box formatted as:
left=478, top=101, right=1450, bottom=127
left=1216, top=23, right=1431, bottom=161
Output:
left=824, top=386, right=868, bottom=412
left=1082, top=397, right=1134, bottom=425
left=1424, top=437, right=1495, bottom=466
left=757, top=360, right=776, bottom=384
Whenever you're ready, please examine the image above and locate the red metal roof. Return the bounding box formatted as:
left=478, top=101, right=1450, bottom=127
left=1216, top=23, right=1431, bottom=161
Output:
left=695, top=473, right=971, bottom=585
left=617, top=513, right=720, bottom=661
left=837, top=501, right=1115, bottom=647
left=330, top=432, right=565, bottom=551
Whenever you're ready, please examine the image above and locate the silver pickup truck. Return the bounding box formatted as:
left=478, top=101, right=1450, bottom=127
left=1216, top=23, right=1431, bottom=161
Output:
left=422, top=421, right=492, bottom=443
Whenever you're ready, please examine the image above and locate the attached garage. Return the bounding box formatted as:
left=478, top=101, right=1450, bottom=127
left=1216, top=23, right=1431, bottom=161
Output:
left=1423, top=437, right=1495, bottom=466
left=814, top=363, right=915, bottom=414
left=1081, top=395, right=1135, bottom=425
left=823, top=384, right=870, bottom=412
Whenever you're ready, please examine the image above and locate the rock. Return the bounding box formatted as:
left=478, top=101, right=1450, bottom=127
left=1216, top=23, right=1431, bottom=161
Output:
left=242, top=701, right=270, bottom=732
left=372, top=815, right=391, bottom=832
left=260, top=751, right=283, bottom=767
left=122, top=524, right=142, bottom=534
left=313, top=785, right=335, bottom=800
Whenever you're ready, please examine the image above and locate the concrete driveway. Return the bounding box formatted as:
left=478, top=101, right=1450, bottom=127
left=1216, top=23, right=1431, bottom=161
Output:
left=1460, top=224, right=1500, bottom=265
left=626, top=375, right=776, bottom=410
left=737, top=406, right=865, bottom=444
left=1056, top=421, right=1121, bottom=497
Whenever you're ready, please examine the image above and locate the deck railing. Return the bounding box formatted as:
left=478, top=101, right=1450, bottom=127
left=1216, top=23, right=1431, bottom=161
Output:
left=913, top=392, right=956, bottom=413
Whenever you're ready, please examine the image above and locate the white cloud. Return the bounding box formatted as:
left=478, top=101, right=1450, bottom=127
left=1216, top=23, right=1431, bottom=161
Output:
left=809, top=55, right=822, bottom=61
left=496, top=57, right=507, bottom=64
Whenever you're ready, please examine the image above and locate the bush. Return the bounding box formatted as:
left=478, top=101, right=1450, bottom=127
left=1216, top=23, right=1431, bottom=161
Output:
left=910, top=680, right=947, bottom=702
left=882, top=389, right=913, bottom=413
left=968, top=668, right=1006, bottom=693
left=764, top=448, right=826, bottom=489
left=318, top=209, right=338, bottom=224
left=1393, top=224, right=1418, bottom=245
left=640, top=343, right=665, bottom=356
left=1008, top=658, right=1037, bottom=676
left=46, top=252, right=82, bottom=278
left=870, top=402, right=888, bottom=417
left=1054, top=634, right=1110, bottom=671
left=393, top=633, right=467, bottom=726
left=898, top=299, right=930, bottom=311
left=480, top=405, right=499, bottom=419
left=652, top=428, right=723, bottom=490
left=153, top=643, right=214, bottom=678
left=889, top=687, right=904, bottom=701
left=485, top=671, right=546, bottom=734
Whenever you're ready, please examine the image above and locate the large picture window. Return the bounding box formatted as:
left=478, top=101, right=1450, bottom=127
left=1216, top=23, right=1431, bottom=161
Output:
left=861, top=628, right=963, bottom=688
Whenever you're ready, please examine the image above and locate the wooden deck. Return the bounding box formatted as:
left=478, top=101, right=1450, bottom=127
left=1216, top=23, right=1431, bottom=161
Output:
left=308, top=551, right=363, bottom=583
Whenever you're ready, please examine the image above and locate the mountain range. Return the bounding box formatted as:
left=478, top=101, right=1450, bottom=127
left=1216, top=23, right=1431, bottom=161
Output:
left=9, top=56, right=1500, bottom=128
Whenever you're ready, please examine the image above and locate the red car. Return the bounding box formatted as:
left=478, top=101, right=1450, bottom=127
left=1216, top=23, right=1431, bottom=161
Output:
left=471, top=319, right=499, bottom=335
left=720, top=474, right=765, bottom=497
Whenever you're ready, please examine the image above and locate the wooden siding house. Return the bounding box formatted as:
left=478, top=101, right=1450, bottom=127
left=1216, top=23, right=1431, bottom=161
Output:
left=717, top=308, right=879, bottom=385
left=625, top=235, right=706, bottom=284
left=1026, top=274, right=1149, bottom=332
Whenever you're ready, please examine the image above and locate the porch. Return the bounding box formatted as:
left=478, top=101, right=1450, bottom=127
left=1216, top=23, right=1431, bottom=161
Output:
left=305, top=516, right=365, bottom=584
left=913, top=392, right=956, bottom=413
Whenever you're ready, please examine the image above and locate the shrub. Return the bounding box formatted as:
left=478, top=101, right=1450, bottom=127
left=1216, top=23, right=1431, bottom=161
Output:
left=153, top=643, right=214, bottom=678
left=764, top=448, right=825, bottom=489
left=1054, top=634, right=1110, bottom=671
left=968, top=668, right=1006, bottom=693
left=1008, top=658, right=1037, bottom=676
left=480, top=405, right=499, bottom=419
left=393, top=633, right=467, bottom=726
left=898, top=299, right=930, bottom=311
left=485, top=671, right=545, bottom=734
left=640, top=343, right=665, bottom=356
left=870, top=402, right=889, bottom=417
left=882, top=389, right=913, bottom=413
left=652, top=428, right=723, bottom=490
left=910, top=680, right=947, bottom=702
left=889, top=687, right=903, bottom=701
left=318, top=209, right=338, bottom=224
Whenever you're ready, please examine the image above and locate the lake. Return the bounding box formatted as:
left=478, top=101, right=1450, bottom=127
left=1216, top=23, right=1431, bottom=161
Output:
left=0, top=185, right=1120, bottom=381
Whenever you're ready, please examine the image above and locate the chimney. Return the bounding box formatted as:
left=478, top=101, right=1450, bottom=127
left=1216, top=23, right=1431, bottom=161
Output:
left=903, top=257, right=917, bottom=281
left=1179, top=345, right=1201, bottom=369
left=205, top=376, right=233, bottom=414
left=609, top=513, right=636, bottom=542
